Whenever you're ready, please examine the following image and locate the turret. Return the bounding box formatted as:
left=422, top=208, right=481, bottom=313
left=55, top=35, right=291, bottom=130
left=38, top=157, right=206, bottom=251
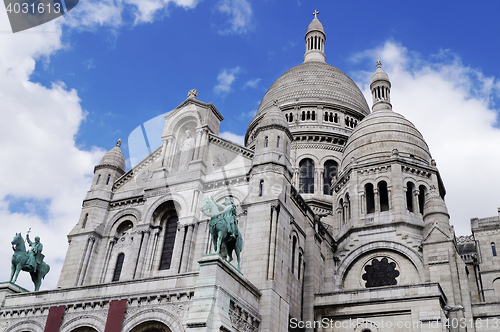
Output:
left=370, top=60, right=392, bottom=112
left=91, top=139, right=126, bottom=191
left=303, top=10, right=326, bottom=63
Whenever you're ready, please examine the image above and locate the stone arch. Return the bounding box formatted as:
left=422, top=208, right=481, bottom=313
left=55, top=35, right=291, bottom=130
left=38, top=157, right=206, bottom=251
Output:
left=319, top=155, right=341, bottom=165
left=59, top=314, right=105, bottom=332
left=212, top=188, right=245, bottom=205
left=144, top=195, right=186, bottom=226
left=5, top=320, right=44, bottom=332
left=122, top=308, right=185, bottom=332
left=335, top=241, right=424, bottom=288
left=295, top=154, right=320, bottom=167
left=163, top=112, right=202, bottom=138
left=354, top=320, right=379, bottom=332
left=289, top=229, right=301, bottom=247
left=105, top=208, right=142, bottom=235
left=493, top=278, right=500, bottom=297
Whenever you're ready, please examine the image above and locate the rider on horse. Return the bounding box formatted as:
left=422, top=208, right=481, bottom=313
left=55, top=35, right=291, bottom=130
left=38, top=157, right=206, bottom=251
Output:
left=26, top=234, right=44, bottom=273
left=214, top=197, right=239, bottom=240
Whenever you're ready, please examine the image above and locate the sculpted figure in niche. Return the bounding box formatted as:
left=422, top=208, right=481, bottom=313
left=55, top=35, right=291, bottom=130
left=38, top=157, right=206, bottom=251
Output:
left=178, top=130, right=195, bottom=171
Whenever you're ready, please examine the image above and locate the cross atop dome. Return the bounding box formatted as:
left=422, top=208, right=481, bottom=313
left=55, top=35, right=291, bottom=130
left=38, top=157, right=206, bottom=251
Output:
left=304, top=11, right=326, bottom=63
left=313, top=10, right=319, bottom=18
left=376, top=59, right=382, bottom=68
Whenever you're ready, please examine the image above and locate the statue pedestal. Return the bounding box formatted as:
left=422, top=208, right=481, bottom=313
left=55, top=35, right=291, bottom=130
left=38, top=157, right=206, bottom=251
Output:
left=186, top=254, right=261, bottom=332
left=0, top=282, right=28, bottom=307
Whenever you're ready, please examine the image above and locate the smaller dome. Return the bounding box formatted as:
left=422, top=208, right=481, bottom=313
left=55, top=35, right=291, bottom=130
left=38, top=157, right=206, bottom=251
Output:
left=306, top=17, right=325, bottom=35
left=341, top=110, right=431, bottom=170
left=371, top=67, right=390, bottom=85
left=260, top=104, right=288, bottom=128
left=99, top=139, right=126, bottom=172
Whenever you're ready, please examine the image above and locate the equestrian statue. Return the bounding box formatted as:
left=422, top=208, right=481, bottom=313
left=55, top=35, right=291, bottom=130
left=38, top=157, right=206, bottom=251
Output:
left=9, top=230, right=50, bottom=291
left=200, top=196, right=243, bottom=271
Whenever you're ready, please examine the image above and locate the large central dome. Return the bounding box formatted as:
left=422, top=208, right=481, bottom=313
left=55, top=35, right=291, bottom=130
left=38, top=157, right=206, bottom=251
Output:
left=256, top=61, right=370, bottom=117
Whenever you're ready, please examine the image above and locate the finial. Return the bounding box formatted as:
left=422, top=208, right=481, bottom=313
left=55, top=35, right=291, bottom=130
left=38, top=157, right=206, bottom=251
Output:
left=312, top=10, right=319, bottom=19
left=376, top=59, right=382, bottom=68
left=187, top=89, right=198, bottom=100
left=116, top=138, right=122, bottom=147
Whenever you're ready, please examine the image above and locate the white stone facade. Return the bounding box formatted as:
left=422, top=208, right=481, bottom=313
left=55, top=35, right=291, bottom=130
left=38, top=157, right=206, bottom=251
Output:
left=1, top=15, right=499, bottom=332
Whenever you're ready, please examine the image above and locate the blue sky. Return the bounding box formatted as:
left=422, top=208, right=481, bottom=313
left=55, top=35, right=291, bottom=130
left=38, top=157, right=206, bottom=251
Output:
left=1, top=0, right=500, bottom=290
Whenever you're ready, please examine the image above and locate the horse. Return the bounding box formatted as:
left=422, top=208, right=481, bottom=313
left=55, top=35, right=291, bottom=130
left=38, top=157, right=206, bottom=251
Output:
left=200, top=197, right=243, bottom=271
left=10, top=233, right=50, bottom=291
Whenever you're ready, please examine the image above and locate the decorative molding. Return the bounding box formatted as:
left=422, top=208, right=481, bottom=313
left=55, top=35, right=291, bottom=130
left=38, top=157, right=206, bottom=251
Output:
left=82, top=199, right=109, bottom=209
left=401, top=165, right=432, bottom=178
left=456, top=235, right=475, bottom=243
left=110, top=196, right=145, bottom=209
left=113, top=145, right=163, bottom=191
left=358, top=165, right=391, bottom=175
left=144, top=188, right=171, bottom=199
left=209, top=134, right=254, bottom=158
left=293, top=142, right=344, bottom=152
left=229, top=300, right=260, bottom=332
left=94, top=164, right=125, bottom=175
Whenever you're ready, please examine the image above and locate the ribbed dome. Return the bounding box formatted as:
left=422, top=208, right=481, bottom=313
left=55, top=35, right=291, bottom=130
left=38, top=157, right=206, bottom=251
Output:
left=371, top=67, right=390, bottom=84
left=100, top=145, right=126, bottom=172
left=306, top=17, right=324, bottom=34
left=256, top=62, right=370, bottom=116
left=340, top=109, right=431, bottom=170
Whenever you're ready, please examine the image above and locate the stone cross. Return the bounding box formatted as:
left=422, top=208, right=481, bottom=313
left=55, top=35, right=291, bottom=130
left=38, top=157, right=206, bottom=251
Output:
left=116, top=138, right=122, bottom=147
left=376, top=59, right=382, bottom=68
left=313, top=10, right=319, bottom=19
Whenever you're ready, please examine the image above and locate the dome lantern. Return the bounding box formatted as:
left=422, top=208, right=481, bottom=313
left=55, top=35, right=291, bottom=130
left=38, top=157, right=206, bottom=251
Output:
left=370, top=60, right=392, bottom=112
left=304, top=10, right=326, bottom=63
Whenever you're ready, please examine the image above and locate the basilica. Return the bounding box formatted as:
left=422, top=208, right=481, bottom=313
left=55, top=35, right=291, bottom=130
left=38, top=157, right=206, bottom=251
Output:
left=1, top=14, right=499, bottom=332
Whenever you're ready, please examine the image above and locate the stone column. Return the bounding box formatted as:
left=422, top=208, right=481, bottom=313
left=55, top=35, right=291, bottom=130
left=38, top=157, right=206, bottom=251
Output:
left=413, top=189, right=420, bottom=215
left=144, top=227, right=161, bottom=276
left=267, top=205, right=279, bottom=280
left=162, top=136, right=174, bottom=168
left=387, top=187, right=393, bottom=211
left=360, top=192, right=366, bottom=216
left=100, top=238, right=116, bottom=283
left=374, top=188, right=380, bottom=213
left=171, top=224, right=186, bottom=273
left=134, top=230, right=150, bottom=279
left=78, top=237, right=96, bottom=286
left=197, top=129, right=209, bottom=162
left=180, top=224, right=194, bottom=273
left=193, top=128, right=203, bottom=160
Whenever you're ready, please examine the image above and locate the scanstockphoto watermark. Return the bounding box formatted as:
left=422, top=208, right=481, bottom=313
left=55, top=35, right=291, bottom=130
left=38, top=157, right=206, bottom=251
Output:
left=289, top=317, right=500, bottom=330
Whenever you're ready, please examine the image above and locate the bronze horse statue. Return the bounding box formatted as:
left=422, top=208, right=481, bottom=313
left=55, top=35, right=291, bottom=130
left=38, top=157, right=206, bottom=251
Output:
left=200, top=197, right=243, bottom=271
left=10, top=233, right=50, bottom=291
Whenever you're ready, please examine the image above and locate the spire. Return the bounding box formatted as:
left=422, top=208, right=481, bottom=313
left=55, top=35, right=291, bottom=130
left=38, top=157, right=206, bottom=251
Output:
left=304, top=10, right=326, bottom=63
left=370, top=60, right=392, bottom=112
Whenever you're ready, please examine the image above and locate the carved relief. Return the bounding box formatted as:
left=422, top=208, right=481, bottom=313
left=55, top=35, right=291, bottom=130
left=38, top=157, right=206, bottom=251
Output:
left=213, top=153, right=228, bottom=167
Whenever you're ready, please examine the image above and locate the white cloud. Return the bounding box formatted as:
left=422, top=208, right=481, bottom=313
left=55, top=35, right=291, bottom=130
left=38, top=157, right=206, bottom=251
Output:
left=244, top=78, right=261, bottom=89
left=353, top=41, right=500, bottom=235
left=214, top=66, right=241, bottom=94
left=220, top=131, right=245, bottom=146
left=62, top=0, right=199, bottom=28
left=215, top=0, right=253, bottom=35
left=0, top=0, right=201, bottom=291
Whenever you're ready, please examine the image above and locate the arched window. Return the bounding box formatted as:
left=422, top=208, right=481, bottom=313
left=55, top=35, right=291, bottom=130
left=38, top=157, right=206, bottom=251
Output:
left=406, top=182, right=415, bottom=212
left=159, top=215, right=178, bottom=270
left=298, top=252, right=302, bottom=279
left=334, top=113, right=338, bottom=123
left=301, top=111, right=305, bottom=121
left=329, top=112, right=333, bottom=122
left=312, top=110, right=316, bottom=121
left=378, top=181, right=389, bottom=212
left=96, top=174, right=101, bottom=185
left=365, top=183, right=375, bottom=214
left=259, top=180, right=264, bottom=196
left=82, top=214, right=88, bottom=229
left=306, top=111, right=310, bottom=120
left=264, top=136, right=268, bottom=147
left=106, top=174, right=111, bottom=185
left=418, top=185, right=426, bottom=214
left=299, top=158, right=315, bottom=194
left=324, top=112, right=328, bottom=121
left=277, top=136, right=280, bottom=148
left=285, top=114, right=288, bottom=122
left=492, top=242, right=497, bottom=257
left=289, top=113, right=293, bottom=122
left=112, top=253, right=125, bottom=282
left=323, top=160, right=338, bottom=195
left=291, top=236, right=297, bottom=274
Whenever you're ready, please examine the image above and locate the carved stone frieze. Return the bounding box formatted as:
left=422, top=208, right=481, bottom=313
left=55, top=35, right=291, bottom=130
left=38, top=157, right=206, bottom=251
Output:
left=83, top=199, right=110, bottom=209
left=228, top=300, right=260, bottom=332
left=401, top=165, right=432, bottom=178
left=144, top=188, right=170, bottom=199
